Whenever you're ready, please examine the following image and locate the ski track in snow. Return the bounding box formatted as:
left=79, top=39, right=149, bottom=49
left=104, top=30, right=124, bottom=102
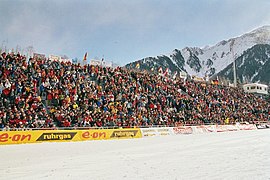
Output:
left=0, top=130, right=270, bottom=180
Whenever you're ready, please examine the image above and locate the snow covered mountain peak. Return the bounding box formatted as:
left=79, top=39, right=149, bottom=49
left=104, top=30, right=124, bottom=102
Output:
left=249, top=25, right=270, bottom=34
left=126, top=26, right=270, bottom=82
left=180, top=25, right=270, bottom=77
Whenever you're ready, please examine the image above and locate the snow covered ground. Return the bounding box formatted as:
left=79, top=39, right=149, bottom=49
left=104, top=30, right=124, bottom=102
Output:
left=0, top=130, right=270, bottom=180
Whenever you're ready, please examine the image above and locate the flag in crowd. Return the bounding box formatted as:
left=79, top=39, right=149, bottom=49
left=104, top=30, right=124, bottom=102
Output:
left=136, top=62, right=140, bottom=69
left=158, top=67, right=163, bottom=74
left=83, top=52, right=88, bottom=61
left=212, top=79, right=219, bottom=85
left=173, top=71, right=178, bottom=79
left=163, top=68, right=169, bottom=76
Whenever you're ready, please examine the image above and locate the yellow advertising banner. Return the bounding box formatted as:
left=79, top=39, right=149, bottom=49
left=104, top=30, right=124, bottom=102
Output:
left=0, top=130, right=81, bottom=145
left=0, top=128, right=142, bottom=145
left=79, top=128, right=142, bottom=141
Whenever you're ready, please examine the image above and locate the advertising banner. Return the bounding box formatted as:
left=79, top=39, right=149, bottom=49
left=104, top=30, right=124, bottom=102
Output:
left=0, top=130, right=81, bottom=145
left=0, top=128, right=142, bottom=145
left=80, top=128, right=142, bottom=141
left=172, top=126, right=193, bottom=135
left=49, top=55, right=61, bottom=61
left=59, top=58, right=72, bottom=63
left=33, top=53, right=46, bottom=60
left=0, top=125, right=258, bottom=145
left=225, top=125, right=238, bottom=131
left=90, top=59, right=101, bottom=66
left=140, top=127, right=174, bottom=137
left=237, top=124, right=257, bottom=130
left=102, top=61, right=113, bottom=68
left=216, top=125, right=230, bottom=132
left=193, top=125, right=215, bottom=133
left=108, top=128, right=142, bottom=139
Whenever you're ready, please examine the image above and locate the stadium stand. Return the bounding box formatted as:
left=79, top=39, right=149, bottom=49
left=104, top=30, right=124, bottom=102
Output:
left=0, top=52, right=269, bottom=130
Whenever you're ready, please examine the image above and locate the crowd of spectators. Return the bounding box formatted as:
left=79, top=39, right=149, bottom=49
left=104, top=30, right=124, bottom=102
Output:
left=0, top=52, right=269, bottom=130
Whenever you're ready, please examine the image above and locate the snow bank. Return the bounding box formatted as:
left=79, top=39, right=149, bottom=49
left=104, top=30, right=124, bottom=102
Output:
left=0, top=130, right=269, bottom=180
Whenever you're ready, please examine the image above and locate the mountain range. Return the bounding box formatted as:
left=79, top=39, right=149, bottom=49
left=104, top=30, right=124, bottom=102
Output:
left=125, top=26, right=270, bottom=84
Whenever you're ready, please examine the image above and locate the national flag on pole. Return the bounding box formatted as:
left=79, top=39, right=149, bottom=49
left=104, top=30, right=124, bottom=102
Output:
left=83, top=52, right=88, bottom=61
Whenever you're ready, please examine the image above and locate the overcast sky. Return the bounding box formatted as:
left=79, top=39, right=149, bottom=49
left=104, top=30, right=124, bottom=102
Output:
left=1, top=0, right=270, bottom=65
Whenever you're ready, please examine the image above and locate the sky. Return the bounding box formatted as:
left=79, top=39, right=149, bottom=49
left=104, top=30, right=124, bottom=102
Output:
left=0, top=0, right=270, bottom=65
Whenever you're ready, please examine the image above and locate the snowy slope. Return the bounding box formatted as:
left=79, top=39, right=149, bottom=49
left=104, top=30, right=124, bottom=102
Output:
left=0, top=130, right=270, bottom=180
left=217, top=44, right=270, bottom=84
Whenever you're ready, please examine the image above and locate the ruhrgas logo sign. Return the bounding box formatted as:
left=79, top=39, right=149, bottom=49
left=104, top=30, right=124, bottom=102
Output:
left=36, top=132, right=77, bottom=141
left=110, top=130, right=138, bottom=138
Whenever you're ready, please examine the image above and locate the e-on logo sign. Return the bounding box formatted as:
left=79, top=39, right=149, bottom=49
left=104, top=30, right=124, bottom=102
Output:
left=0, top=133, right=32, bottom=143
left=36, top=132, right=77, bottom=141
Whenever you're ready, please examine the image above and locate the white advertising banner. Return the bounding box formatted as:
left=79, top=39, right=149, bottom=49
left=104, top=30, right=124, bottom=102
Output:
left=90, top=59, right=101, bottom=66
left=237, top=124, right=257, bottom=130
left=193, top=125, right=216, bottom=134
left=216, top=125, right=231, bottom=132
left=224, top=125, right=239, bottom=131
left=140, top=124, right=257, bottom=138
left=171, top=126, right=193, bottom=135
left=141, top=127, right=174, bottom=137
left=49, top=55, right=61, bottom=61
left=103, top=61, right=113, bottom=68
left=59, top=58, right=72, bottom=63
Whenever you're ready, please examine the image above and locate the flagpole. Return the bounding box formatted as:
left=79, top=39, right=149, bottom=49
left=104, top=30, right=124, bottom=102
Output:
left=230, top=40, right=237, bottom=87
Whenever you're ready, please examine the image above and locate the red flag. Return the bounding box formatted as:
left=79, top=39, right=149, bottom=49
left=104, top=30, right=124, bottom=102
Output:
left=163, top=68, right=169, bottom=76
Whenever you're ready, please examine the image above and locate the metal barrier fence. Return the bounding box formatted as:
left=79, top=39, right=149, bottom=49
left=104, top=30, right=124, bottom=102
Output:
left=1, top=122, right=262, bottom=132
left=0, top=125, right=172, bottom=131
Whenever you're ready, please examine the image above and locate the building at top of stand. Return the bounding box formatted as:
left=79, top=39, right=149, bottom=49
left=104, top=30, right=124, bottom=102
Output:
left=242, top=83, right=268, bottom=95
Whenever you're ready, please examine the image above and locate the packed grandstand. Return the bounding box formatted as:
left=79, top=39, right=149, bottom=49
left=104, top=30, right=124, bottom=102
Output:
left=0, top=52, right=269, bottom=130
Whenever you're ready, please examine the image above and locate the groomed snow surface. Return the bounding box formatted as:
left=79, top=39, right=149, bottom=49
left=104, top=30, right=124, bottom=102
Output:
left=1, top=130, right=270, bottom=180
